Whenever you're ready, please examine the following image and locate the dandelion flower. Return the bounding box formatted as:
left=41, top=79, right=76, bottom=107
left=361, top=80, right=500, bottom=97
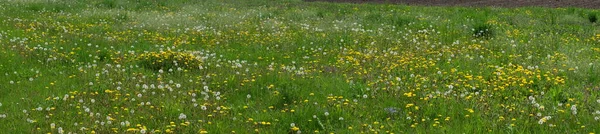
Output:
left=58, top=127, right=64, bottom=134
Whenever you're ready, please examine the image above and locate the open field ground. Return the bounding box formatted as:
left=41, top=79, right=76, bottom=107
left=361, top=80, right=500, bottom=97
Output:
left=306, top=0, right=600, bottom=9
left=1, top=0, right=600, bottom=133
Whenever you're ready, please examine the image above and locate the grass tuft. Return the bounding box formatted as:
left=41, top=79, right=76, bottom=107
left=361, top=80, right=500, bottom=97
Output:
left=472, top=22, right=493, bottom=38
left=588, top=13, right=597, bottom=23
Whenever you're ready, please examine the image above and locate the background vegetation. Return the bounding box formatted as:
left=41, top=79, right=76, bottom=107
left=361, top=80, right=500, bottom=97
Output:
left=0, top=0, right=599, bottom=133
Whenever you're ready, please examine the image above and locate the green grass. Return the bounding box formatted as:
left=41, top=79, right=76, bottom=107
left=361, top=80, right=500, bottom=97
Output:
left=1, top=0, right=600, bottom=133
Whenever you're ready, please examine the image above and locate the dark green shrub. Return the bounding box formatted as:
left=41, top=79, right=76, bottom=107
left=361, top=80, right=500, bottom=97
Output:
left=588, top=13, right=597, bottom=23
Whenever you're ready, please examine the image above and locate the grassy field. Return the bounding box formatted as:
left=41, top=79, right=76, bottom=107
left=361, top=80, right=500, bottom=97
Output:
left=1, top=0, right=600, bottom=133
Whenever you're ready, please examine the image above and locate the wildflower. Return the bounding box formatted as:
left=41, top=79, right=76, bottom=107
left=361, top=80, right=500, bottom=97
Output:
left=179, top=113, right=187, bottom=119
left=466, top=109, right=474, bottom=113
left=324, top=112, right=329, bottom=116
left=538, top=116, right=551, bottom=124
left=291, top=126, right=300, bottom=131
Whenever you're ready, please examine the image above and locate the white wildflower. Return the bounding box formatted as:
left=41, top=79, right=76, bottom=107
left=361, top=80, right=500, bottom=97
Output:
left=179, top=113, right=187, bottom=119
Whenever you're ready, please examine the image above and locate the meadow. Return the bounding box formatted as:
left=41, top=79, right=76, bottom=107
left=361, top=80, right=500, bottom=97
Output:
left=0, top=0, right=600, bottom=133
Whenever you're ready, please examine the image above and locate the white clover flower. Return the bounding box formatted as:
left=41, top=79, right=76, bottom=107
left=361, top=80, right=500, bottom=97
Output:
left=324, top=112, right=329, bottom=116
